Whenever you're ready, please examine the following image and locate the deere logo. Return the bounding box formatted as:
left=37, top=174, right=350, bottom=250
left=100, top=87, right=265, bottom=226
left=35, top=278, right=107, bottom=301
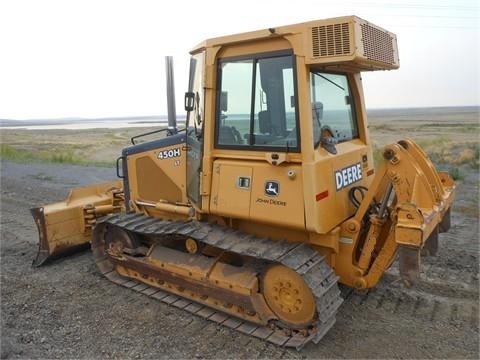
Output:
left=335, top=163, right=362, bottom=190
left=265, top=181, right=280, bottom=197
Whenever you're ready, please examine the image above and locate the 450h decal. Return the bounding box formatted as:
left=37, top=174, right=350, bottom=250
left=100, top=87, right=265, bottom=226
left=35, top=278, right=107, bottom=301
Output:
left=158, top=148, right=181, bottom=160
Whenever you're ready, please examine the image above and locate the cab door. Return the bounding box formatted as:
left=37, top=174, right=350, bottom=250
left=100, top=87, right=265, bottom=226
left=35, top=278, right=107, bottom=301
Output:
left=209, top=50, right=306, bottom=230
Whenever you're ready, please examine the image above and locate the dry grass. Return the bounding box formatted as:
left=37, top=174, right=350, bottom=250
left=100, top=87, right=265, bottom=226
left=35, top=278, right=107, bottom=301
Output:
left=0, top=127, right=167, bottom=166
left=368, top=107, right=479, bottom=173
left=1, top=108, right=478, bottom=170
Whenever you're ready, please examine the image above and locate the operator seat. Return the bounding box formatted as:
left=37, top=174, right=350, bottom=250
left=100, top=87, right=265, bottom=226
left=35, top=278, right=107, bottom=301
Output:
left=218, top=126, right=243, bottom=145
left=258, top=110, right=272, bottom=134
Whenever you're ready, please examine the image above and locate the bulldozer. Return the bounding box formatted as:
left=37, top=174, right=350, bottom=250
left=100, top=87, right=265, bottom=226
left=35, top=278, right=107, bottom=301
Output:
left=31, top=16, right=455, bottom=349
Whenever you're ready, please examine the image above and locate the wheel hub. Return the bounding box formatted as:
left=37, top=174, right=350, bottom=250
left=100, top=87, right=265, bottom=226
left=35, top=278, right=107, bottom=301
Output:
left=262, top=265, right=316, bottom=326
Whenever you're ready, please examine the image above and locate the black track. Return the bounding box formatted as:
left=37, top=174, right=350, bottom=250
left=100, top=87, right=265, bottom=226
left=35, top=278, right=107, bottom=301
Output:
left=92, top=212, right=343, bottom=349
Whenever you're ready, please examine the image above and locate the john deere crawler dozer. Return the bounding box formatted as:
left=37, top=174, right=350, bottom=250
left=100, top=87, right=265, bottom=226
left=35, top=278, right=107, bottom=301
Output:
left=31, top=16, right=455, bottom=349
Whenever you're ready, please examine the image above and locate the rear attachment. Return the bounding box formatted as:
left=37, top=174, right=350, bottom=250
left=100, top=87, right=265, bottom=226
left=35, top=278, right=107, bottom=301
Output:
left=347, top=139, right=455, bottom=288
left=31, top=181, right=124, bottom=266
left=92, top=213, right=343, bottom=349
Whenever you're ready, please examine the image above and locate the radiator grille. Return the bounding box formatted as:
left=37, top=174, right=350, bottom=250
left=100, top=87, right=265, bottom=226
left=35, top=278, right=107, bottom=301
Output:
left=360, top=23, right=395, bottom=65
left=312, top=23, right=350, bottom=57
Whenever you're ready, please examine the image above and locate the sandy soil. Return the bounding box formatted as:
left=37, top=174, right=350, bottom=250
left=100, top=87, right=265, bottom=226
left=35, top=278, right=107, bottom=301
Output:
left=1, top=109, right=479, bottom=359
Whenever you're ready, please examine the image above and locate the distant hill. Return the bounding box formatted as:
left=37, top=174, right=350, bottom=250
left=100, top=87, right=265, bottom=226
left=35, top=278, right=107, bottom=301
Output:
left=0, top=115, right=175, bottom=128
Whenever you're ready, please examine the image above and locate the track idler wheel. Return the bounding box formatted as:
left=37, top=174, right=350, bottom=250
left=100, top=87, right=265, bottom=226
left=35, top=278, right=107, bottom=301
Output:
left=104, top=226, right=141, bottom=259
left=184, top=238, right=203, bottom=254
left=262, top=265, right=316, bottom=327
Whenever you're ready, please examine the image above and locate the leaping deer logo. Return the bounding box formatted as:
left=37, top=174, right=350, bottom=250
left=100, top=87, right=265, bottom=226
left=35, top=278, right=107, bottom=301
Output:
left=265, top=181, right=280, bottom=197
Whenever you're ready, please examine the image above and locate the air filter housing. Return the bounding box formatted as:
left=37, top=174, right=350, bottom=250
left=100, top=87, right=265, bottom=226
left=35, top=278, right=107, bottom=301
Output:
left=306, top=16, right=399, bottom=71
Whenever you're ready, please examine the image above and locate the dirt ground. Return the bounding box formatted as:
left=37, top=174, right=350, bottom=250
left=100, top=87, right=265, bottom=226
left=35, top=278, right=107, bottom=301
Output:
left=1, top=110, right=479, bottom=359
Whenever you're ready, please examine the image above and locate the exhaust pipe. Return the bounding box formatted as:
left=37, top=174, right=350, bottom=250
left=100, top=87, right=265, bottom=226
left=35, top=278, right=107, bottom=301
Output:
left=165, top=56, right=177, bottom=134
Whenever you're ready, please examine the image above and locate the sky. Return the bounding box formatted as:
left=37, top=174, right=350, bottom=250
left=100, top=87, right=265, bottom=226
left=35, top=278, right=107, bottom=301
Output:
left=0, top=0, right=478, bottom=120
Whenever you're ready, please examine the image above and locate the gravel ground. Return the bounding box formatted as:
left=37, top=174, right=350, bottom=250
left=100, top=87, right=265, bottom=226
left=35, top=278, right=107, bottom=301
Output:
left=1, top=160, right=478, bottom=359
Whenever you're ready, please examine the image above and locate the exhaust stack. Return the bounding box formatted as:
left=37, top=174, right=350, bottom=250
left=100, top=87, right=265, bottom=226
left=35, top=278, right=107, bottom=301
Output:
left=165, top=56, right=177, bottom=134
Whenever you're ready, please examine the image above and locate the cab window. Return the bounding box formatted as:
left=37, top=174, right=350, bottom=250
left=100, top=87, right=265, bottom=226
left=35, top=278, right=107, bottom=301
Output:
left=310, top=72, right=358, bottom=147
left=216, top=51, right=299, bottom=152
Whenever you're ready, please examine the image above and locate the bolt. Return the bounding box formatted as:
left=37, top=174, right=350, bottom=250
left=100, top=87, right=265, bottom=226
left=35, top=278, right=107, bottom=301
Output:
left=383, top=148, right=395, bottom=160
left=347, top=222, right=357, bottom=232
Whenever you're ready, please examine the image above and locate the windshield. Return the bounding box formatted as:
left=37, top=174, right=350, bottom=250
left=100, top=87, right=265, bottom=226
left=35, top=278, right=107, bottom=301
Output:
left=310, top=72, right=358, bottom=147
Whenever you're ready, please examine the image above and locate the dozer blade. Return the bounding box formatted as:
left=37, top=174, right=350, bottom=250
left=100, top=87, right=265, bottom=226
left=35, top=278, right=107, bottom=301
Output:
left=31, top=181, right=123, bottom=266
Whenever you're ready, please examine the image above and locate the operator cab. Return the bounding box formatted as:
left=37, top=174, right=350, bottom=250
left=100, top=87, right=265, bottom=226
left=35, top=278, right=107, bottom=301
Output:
left=185, top=45, right=370, bottom=234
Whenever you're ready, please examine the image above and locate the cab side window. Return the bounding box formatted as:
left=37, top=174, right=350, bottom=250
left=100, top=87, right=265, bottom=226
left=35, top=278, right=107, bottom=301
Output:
left=310, top=72, right=358, bottom=147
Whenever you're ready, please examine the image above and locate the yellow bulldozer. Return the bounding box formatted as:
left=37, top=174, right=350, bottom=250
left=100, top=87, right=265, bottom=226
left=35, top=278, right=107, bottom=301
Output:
left=31, top=16, right=455, bottom=349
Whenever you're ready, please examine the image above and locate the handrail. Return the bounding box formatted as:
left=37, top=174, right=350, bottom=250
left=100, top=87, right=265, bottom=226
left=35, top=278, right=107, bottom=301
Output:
left=130, top=127, right=186, bottom=145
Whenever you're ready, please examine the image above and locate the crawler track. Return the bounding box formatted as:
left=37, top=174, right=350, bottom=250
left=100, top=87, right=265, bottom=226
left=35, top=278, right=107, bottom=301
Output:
left=91, top=212, right=343, bottom=349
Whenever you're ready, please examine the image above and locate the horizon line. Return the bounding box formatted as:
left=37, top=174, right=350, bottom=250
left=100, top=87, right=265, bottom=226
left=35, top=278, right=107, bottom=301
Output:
left=1, top=105, right=479, bottom=123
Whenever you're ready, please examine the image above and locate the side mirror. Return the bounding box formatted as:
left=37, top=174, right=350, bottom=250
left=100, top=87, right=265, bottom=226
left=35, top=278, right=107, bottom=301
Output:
left=220, top=91, right=228, bottom=112
left=184, top=92, right=195, bottom=112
